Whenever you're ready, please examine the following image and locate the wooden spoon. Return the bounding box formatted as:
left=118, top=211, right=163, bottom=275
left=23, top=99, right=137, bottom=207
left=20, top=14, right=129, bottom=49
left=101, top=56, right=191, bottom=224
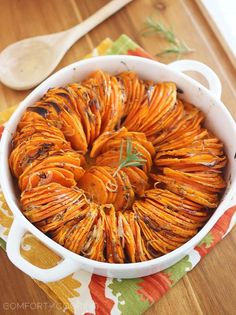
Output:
left=0, top=0, right=132, bottom=90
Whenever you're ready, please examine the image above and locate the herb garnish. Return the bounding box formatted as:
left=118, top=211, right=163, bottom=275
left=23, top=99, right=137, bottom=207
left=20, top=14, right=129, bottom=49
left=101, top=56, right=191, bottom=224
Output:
left=142, top=17, right=194, bottom=58
left=113, top=138, right=147, bottom=177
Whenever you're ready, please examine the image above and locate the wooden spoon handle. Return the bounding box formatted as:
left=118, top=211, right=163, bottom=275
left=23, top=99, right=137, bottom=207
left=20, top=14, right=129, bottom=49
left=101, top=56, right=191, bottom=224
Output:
left=63, top=0, right=132, bottom=49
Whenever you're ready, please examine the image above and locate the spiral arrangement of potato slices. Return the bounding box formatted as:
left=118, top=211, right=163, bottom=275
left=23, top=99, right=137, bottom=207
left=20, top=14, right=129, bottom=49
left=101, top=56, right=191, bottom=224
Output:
left=9, top=70, right=227, bottom=263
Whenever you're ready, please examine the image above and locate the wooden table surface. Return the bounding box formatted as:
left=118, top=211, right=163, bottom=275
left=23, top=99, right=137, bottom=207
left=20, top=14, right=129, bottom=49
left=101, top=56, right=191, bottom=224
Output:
left=0, top=0, right=236, bottom=314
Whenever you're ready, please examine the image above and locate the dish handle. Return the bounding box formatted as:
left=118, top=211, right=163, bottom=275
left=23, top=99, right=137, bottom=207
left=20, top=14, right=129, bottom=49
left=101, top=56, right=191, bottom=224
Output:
left=168, top=59, right=222, bottom=99
left=6, top=219, right=79, bottom=282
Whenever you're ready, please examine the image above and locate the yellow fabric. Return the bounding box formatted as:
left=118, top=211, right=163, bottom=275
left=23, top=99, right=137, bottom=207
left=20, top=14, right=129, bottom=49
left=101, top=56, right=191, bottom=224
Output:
left=0, top=105, right=17, bottom=125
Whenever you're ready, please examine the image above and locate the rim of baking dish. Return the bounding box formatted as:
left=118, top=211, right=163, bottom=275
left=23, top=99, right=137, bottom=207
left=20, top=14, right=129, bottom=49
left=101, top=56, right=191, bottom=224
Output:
left=1, top=55, right=236, bottom=270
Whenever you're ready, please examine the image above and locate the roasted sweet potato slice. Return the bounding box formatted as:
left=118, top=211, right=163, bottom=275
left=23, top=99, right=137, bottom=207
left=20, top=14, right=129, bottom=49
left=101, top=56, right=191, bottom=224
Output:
left=155, top=153, right=226, bottom=171
left=21, top=183, right=85, bottom=222
left=144, top=188, right=210, bottom=222
left=83, top=70, right=125, bottom=133
left=138, top=82, right=177, bottom=135
left=123, top=166, right=149, bottom=195
left=19, top=150, right=85, bottom=190
left=12, top=121, right=65, bottom=148
left=68, top=83, right=102, bottom=145
left=97, top=138, right=152, bottom=173
left=50, top=218, right=79, bottom=245
left=133, top=200, right=198, bottom=237
left=44, top=86, right=78, bottom=113
left=103, top=205, right=125, bottom=263
left=63, top=203, right=99, bottom=254
left=148, top=99, right=185, bottom=144
left=90, top=128, right=124, bottom=158
left=78, top=167, right=109, bottom=204
left=17, top=111, right=46, bottom=130
left=81, top=209, right=106, bottom=262
left=151, top=172, right=219, bottom=208
left=20, top=168, right=76, bottom=190
left=30, top=95, right=88, bottom=153
left=122, top=81, right=153, bottom=131
left=152, top=103, right=204, bottom=149
left=9, top=137, right=71, bottom=178
left=138, top=218, right=186, bottom=254
left=117, top=211, right=136, bottom=262
left=162, top=168, right=226, bottom=193
left=90, top=166, right=118, bottom=204
left=97, top=166, right=118, bottom=204
left=113, top=170, right=134, bottom=211
left=47, top=99, right=87, bottom=152
left=37, top=197, right=89, bottom=233
left=124, top=211, right=153, bottom=261
left=116, top=71, right=144, bottom=118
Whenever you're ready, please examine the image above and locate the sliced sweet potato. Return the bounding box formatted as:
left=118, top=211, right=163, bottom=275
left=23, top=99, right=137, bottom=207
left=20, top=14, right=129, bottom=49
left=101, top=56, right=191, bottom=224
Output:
left=151, top=172, right=219, bottom=208
left=37, top=197, right=89, bottom=233
left=103, top=205, right=125, bottom=263
left=117, top=211, right=136, bottom=262
left=123, top=166, right=149, bottom=196
left=19, top=150, right=85, bottom=190
left=113, top=170, right=134, bottom=211
left=78, top=167, right=109, bottom=204
left=9, top=137, right=71, bottom=178
left=82, top=209, right=106, bottom=262
left=64, top=203, right=99, bottom=254
left=21, top=183, right=85, bottom=222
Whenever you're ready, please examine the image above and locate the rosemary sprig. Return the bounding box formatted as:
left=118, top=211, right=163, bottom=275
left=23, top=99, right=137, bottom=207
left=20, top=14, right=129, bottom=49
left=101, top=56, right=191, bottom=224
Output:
left=113, top=138, right=147, bottom=177
left=142, top=17, right=194, bottom=58
left=142, top=17, right=177, bottom=44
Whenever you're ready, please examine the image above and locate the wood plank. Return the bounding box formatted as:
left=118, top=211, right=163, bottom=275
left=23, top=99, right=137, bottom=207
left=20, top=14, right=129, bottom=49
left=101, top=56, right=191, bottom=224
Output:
left=0, top=248, right=63, bottom=315
left=195, top=0, right=236, bottom=70
left=124, top=0, right=236, bottom=117
left=146, top=228, right=236, bottom=315
left=0, top=0, right=91, bottom=111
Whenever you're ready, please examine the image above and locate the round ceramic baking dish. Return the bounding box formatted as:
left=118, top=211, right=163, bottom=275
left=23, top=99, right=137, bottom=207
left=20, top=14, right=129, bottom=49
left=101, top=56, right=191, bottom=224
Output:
left=1, top=56, right=236, bottom=283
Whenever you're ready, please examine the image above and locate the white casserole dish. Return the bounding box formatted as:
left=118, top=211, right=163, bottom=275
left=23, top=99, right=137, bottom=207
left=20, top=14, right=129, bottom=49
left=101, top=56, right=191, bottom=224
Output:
left=1, top=55, right=236, bottom=283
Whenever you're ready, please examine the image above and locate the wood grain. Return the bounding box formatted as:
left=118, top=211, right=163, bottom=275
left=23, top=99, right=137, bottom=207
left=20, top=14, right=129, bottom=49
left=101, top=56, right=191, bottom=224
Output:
left=0, top=248, right=62, bottom=315
left=0, top=0, right=236, bottom=314
left=195, top=0, right=236, bottom=70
